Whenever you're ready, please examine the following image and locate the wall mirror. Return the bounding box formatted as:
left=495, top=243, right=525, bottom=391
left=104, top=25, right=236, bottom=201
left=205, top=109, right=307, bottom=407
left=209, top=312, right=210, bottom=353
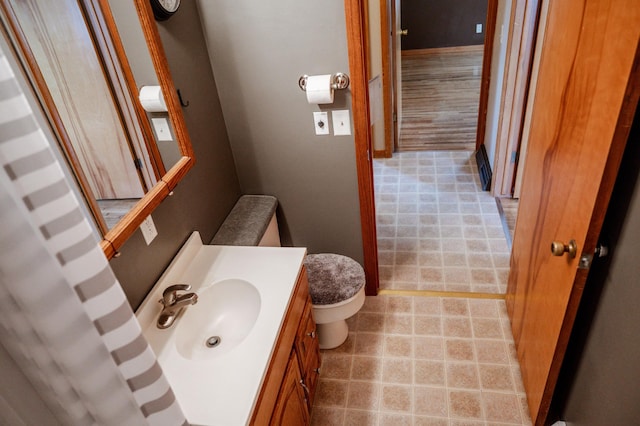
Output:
left=0, top=0, right=194, bottom=259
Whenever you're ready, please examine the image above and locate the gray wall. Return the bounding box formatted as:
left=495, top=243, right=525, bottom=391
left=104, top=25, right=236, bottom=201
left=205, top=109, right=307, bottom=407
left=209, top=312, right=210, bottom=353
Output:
left=558, top=110, right=640, bottom=424
left=109, top=1, right=241, bottom=309
left=196, top=0, right=364, bottom=263
left=401, top=0, right=488, bottom=50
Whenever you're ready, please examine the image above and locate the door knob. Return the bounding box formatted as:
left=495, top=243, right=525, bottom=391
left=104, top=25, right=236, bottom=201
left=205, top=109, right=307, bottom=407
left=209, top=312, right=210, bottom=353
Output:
left=399, top=29, right=408, bottom=36
left=551, top=240, right=578, bottom=258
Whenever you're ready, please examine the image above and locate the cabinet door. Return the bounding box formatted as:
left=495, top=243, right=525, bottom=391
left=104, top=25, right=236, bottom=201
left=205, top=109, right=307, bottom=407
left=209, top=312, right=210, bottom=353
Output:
left=295, top=302, right=321, bottom=408
left=270, top=352, right=309, bottom=425
left=296, top=303, right=318, bottom=363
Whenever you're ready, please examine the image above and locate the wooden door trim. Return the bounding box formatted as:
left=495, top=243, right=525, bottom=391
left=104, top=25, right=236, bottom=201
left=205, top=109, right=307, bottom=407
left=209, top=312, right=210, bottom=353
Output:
left=379, top=0, right=393, bottom=158
left=491, top=0, right=541, bottom=196
left=475, top=0, right=499, bottom=151
left=344, top=0, right=379, bottom=296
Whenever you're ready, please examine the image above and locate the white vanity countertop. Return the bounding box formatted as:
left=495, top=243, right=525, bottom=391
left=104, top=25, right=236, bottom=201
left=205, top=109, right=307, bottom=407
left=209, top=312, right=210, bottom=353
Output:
left=136, top=232, right=307, bottom=425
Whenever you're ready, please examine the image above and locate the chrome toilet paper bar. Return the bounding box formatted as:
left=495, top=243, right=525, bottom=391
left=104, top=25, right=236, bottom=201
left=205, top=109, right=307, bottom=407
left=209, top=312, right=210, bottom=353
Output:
left=298, top=73, right=350, bottom=91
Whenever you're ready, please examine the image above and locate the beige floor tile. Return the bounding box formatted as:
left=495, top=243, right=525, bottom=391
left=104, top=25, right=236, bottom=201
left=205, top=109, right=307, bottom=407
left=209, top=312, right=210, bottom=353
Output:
left=474, top=339, right=509, bottom=364
left=448, top=390, right=482, bottom=419
left=347, top=381, right=380, bottom=410
left=381, top=384, right=412, bottom=413
left=443, top=317, right=473, bottom=338
left=478, top=364, right=515, bottom=391
left=384, top=335, right=413, bottom=358
left=414, top=386, right=448, bottom=417
left=445, top=339, right=475, bottom=362
left=414, top=360, right=445, bottom=386
left=354, top=332, right=385, bottom=357
left=378, top=413, right=413, bottom=426
left=382, top=358, right=413, bottom=384
left=414, top=416, right=449, bottom=426
left=344, top=409, right=378, bottom=425
left=482, top=392, right=523, bottom=423
left=414, top=315, right=443, bottom=336
left=385, top=313, right=413, bottom=335
left=446, top=362, right=480, bottom=390
left=350, top=356, right=383, bottom=381
left=315, top=379, right=349, bottom=407
left=320, top=354, right=354, bottom=380
left=414, top=336, right=445, bottom=360
left=310, top=406, right=345, bottom=426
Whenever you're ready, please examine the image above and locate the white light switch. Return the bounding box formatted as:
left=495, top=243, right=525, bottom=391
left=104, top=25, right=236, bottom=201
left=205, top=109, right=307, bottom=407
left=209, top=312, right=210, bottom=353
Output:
left=140, top=215, right=158, bottom=245
left=476, top=23, right=483, bottom=34
left=332, top=110, right=351, bottom=135
left=313, top=111, right=329, bottom=135
left=151, top=117, right=173, bottom=141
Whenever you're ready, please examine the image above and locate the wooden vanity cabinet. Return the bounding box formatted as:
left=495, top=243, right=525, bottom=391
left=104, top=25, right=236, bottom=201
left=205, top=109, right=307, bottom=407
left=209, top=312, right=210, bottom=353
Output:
left=250, top=266, right=321, bottom=425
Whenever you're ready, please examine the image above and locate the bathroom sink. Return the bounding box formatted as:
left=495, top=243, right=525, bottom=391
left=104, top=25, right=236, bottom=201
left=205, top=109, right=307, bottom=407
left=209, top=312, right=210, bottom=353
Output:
left=175, top=279, right=261, bottom=360
left=136, top=233, right=307, bottom=425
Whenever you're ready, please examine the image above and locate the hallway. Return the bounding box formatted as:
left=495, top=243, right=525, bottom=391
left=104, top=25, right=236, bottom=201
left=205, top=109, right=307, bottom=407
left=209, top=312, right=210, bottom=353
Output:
left=308, top=151, right=531, bottom=425
left=373, top=151, right=510, bottom=294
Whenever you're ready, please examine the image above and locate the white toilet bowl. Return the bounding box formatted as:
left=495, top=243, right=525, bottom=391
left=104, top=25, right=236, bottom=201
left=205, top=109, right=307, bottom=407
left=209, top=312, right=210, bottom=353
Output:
left=304, top=253, right=366, bottom=350
left=313, top=285, right=365, bottom=349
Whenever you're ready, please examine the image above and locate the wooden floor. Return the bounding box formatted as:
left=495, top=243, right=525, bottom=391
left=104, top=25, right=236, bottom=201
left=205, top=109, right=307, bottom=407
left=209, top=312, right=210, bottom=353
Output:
left=399, top=47, right=483, bottom=151
left=97, top=198, right=140, bottom=229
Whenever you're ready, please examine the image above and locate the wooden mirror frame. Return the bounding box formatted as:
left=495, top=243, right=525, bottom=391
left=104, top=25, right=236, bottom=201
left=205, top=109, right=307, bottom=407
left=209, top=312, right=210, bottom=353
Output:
left=0, top=0, right=194, bottom=260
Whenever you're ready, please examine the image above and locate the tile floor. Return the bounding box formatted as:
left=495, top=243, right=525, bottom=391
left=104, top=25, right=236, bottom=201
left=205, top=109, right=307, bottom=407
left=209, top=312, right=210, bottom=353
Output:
left=309, top=151, right=532, bottom=425
left=373, top=151, right=510, bottom=294
left=310, top=296, right=531, bottom=425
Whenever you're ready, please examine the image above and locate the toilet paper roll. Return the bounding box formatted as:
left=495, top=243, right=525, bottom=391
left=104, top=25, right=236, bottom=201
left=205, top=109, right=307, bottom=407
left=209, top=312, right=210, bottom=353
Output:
left=139, top=85, right=167, bottom=112
left=306, top=74, right=334, bottom=104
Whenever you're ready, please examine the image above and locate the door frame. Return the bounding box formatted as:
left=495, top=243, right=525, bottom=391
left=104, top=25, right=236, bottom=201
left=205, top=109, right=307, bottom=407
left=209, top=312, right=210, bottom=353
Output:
left=344, top=0, right=501, bottom=294
left=376, top=0, right=498, bottom=156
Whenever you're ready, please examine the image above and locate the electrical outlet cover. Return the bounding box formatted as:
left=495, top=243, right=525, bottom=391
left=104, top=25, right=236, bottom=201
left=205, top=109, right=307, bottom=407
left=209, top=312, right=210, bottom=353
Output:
left=313, top=111, right=329, bottom=135
left=332, top=110, right=351, bottom=135
left=140, top=215, right=158, bottom=245
left=151, top=117, right=173, bottom=141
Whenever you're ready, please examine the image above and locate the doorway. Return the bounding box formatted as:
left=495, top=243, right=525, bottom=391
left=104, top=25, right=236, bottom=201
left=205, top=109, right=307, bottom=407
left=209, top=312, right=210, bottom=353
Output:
left=397, top=1, right=488, bottom=152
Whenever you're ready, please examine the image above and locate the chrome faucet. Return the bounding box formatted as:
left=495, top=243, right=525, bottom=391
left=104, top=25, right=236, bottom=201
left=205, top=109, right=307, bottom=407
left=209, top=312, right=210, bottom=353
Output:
left=157, top=284, right=198, bottom=329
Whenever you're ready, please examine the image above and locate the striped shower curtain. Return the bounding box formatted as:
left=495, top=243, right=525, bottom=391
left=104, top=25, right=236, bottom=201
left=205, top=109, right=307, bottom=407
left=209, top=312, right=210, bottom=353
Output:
left=0, top=41, right=187, bottom=425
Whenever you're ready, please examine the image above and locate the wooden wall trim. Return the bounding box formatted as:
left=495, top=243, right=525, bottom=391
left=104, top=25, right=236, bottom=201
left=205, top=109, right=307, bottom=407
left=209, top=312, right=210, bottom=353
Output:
left=344, top=0, right=380, bottom=296
left=380, top=0, right=393, bottom=157
left=475, top=0, right=499, bottom=151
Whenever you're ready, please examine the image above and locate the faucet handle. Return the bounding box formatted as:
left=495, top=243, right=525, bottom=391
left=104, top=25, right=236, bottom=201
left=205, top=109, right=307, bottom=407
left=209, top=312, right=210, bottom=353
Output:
left=159, top=284, right=192, bottom=305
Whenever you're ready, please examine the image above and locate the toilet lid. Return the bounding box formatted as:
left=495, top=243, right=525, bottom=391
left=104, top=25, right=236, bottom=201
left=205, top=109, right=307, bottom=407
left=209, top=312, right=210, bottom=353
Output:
left=304, top=254, right=365, bottom=305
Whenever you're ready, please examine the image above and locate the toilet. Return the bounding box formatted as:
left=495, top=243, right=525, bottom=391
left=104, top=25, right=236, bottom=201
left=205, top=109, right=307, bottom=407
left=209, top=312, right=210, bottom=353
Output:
left=304, top=254, right=366, bottom=349
left=211, top=195, right=366, bottom=349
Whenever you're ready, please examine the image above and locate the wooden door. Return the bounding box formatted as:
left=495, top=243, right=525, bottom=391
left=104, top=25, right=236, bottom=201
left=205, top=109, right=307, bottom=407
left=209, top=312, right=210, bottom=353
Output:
left=506, top=1, right=640, bottom=425
left=270, top=351, right=309, bottom=425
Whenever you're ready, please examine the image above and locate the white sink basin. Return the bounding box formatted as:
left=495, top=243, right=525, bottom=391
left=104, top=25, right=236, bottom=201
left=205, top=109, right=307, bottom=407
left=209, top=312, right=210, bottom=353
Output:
left=136, top=232, right=306, bottom=425
left=175, top=279, right=261, bottom=360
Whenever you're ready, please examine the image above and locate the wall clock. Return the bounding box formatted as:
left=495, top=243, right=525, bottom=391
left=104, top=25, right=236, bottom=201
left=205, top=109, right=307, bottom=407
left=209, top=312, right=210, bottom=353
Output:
left=149, top=0, right=181, bottom=21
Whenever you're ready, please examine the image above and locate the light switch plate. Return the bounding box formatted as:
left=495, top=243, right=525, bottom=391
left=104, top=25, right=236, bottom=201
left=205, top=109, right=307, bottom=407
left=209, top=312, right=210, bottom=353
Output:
left=476, top=23, right=483, bottom=34
left=140, top=215, right=158, bottom=245
left=313, top=111, right=329, bottom=135
left=151, top=117, right=173, bottom=141
left=332, top=110, right=351, bottom=135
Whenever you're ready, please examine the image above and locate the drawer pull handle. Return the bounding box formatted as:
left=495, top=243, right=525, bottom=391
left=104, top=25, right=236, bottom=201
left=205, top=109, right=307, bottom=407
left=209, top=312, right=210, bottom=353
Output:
left=306, top=330, right=316, bottom=339
left=299, top=379, right=310, bottom=396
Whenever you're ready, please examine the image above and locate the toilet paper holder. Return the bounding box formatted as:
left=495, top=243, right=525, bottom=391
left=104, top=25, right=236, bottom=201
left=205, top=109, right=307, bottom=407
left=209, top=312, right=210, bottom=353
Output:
left=298, top=73, right=350, bottom=91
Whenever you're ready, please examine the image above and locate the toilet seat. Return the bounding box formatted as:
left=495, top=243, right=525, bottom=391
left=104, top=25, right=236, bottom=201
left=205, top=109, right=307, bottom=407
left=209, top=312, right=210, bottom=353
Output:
left=304, top=254, right=366, bottom=349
